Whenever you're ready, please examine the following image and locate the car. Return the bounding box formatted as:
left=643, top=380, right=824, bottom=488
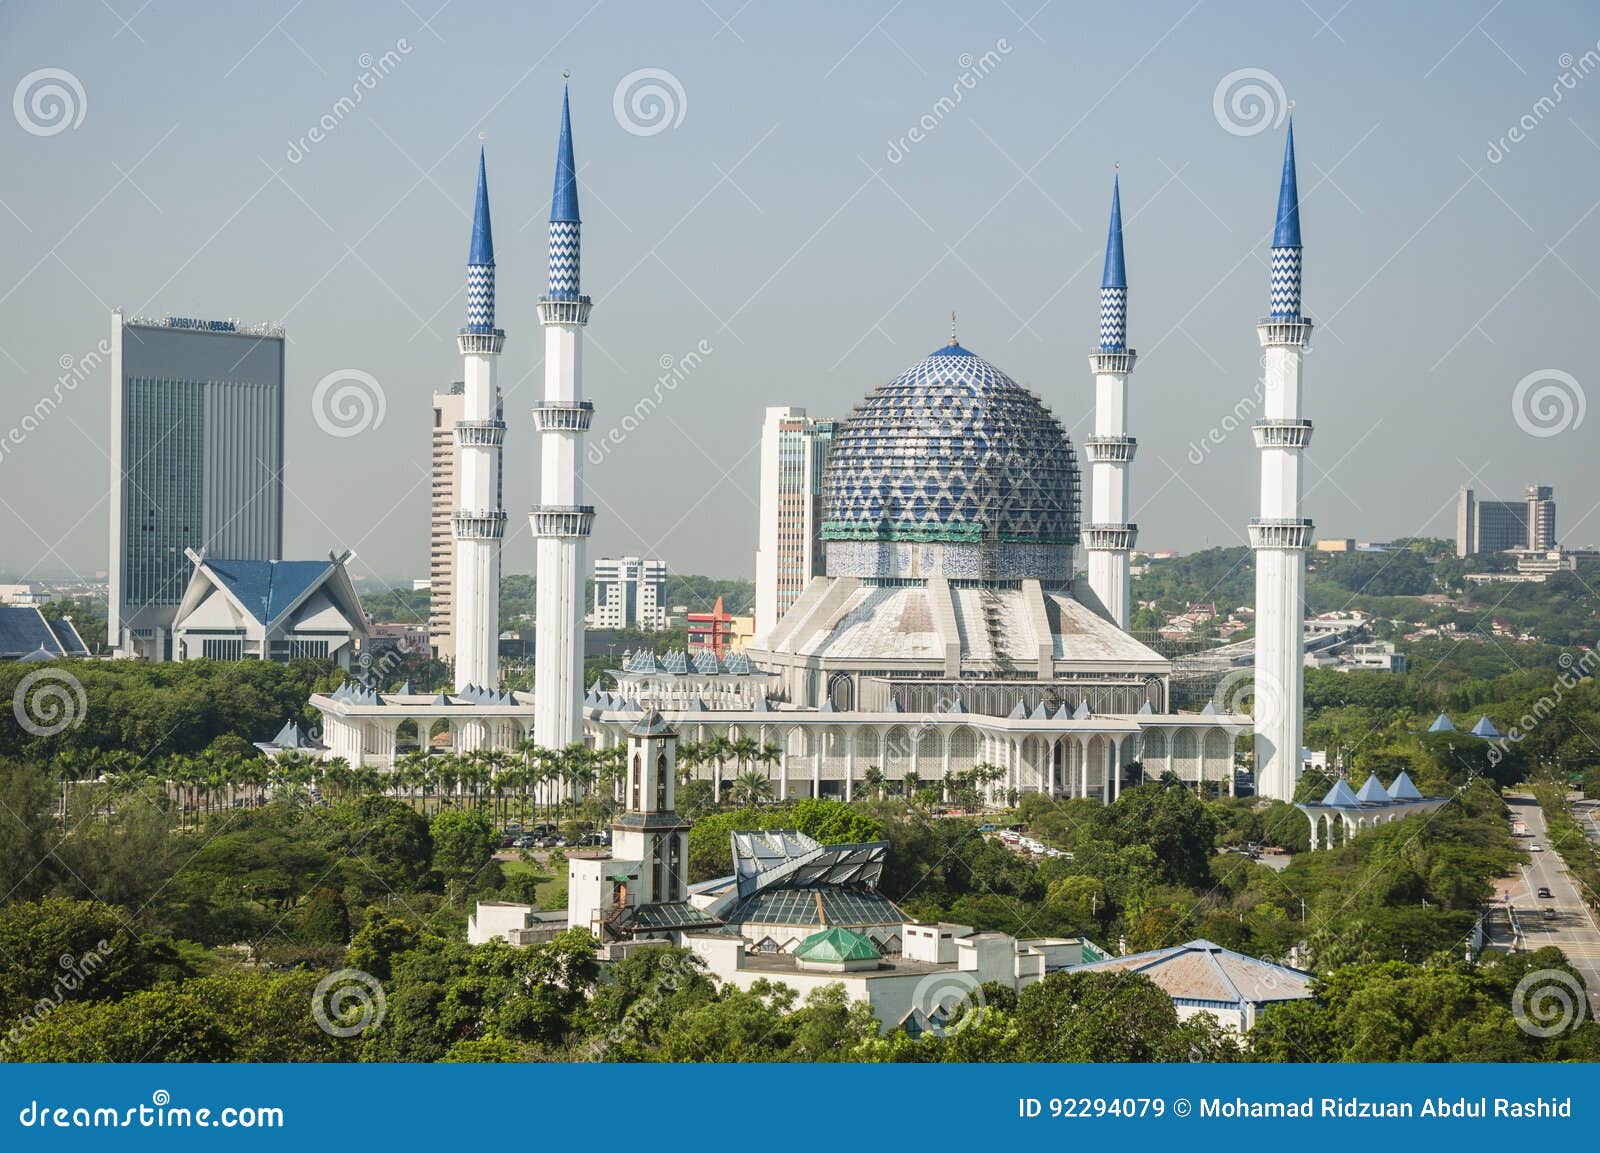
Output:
left=1538, top=886, right=1553, bottom=898
left=976, top=823, right=997, bottom=833
left=512, top=835, right=535, bottom=848
left=1543, top=908, right=1557, bottom=921
left=1529, top=843, right=1544, bottom=852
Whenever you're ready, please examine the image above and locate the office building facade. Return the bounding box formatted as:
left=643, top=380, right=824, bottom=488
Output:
left=1456, top=485, right=1556, bottom=556
left=754, top=406, right=836, bottom=643
left=592, top=555, right=668, bottom=630
left=108, top=311, right=284, bottom=659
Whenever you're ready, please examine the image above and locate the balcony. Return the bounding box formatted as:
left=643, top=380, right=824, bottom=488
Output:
left=1251, top=420, right=1313, bottom=449
left=531, top=505, right=596, bottom=538
left=1248, top=518, right=1314, bottom=550
left=537, top=296, right=592, bottom=326
left=455, top=419, right=506, bottom=447
left=451, top=510, right=507, bottom=541
left=531, top=401, right=594, bottom=432
left=1255, top=316, right=1313, bottom=348
left=455, top=329, right=505, bottom=355
left=1087, top=349, right=1137, bottom=374
left=1082, top=523, right=1138, bottom=551
left=1084, top=435, right=1137, bottom=463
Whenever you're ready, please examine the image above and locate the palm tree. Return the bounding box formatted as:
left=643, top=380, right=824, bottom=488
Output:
left=861, top=765, right=886, bottom=802
left=903, top=769, right=923, bottom=804
left=730, top=769, right=772, bottom=809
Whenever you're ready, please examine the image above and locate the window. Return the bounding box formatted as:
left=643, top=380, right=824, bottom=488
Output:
left=631, top=753, right=641, bottom=810
left=655, top=752, right=668, bottom=811
left=202, top=637, right=244, bottom=660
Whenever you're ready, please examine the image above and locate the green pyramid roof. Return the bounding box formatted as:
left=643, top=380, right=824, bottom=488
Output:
left=795, top=926, right=880, bottom=964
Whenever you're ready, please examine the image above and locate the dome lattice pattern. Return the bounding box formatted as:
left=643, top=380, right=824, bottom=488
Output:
left=822, top=342, right=1079, bottom=581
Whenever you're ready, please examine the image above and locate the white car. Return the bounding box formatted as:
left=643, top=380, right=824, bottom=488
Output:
left=1529, top=843, right=1544, bottom=852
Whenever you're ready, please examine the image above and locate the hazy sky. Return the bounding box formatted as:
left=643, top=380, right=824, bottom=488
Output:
left=1, top=0, right=1596, bottom=588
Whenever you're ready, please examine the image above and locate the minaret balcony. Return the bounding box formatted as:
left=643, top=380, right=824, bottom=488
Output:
left=1251, top=420, right=1313, bottom=449
left=1084, top=435, right=1137, bottom=463
left=456, top=329, right=506, bottom=355
left=1083, top=523, right=1138, bottom=551
left=537, top=295, right=592, bottom=326
left=452, top=510, right=507, bottom=540
left=1256, top=317, right=1313, bottom=348
left=455, top=419, right=506, bottom=447
left=531, top=401, right=594, bottom=432
left=1248, top=518, right=1314, bottom=550
left=531, top=505, right=596, bottom=538
left=1087, top=349, right=1137, bottom=374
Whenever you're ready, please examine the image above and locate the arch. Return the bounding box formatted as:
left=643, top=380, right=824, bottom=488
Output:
left=827, top=671, right=855, bottom=712
left=1141, top=727, right=1166, bottom=761
left=884, top=725, right=913, bottom=777
left=947, top=726, right=976, bottom=774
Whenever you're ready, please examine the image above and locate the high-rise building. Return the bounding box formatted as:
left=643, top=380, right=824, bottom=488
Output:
left=1250, top=123, right=1314, bottom=804
left=429, top=383, right=504, bottom=663
left=754, top=406, right=835, bottom=642
left=1083, top=176, right=1138, bottom=630
left=108, top=311, right=284, bottom=659
left=1455, top=485, right=1556, bottom=556
left=532, top=85, right=595, bottom=750
left=592, top=556, right=667, bottom=630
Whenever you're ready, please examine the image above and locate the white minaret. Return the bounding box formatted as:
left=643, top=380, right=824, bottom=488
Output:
left=452, top=150, right=506, bottom=692
left=1251, top=122, right=1313, bottom=803
left=1084, top=175, right=1136, bottom=628
left=532, top=84, right=594, bottom=750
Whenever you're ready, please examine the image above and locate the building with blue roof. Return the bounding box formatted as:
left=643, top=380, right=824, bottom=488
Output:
left=1295, top=770, right=1447, bottom=850
left=0, top=605, right=88, bottom=660
left=170, top=548, right=367, bottom=667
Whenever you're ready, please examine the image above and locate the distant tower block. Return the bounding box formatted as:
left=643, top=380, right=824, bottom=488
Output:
left=453, top=149, right=507, bottom=692
left=532, top=84, right=595, bottom=750
left=1250, top=122, right=1315, bottom=804
left=1084, top=175, right=1137, bottom=630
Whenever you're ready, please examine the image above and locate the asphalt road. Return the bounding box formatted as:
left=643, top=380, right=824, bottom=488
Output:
left=1504, top=794, right=1600, bottom=1018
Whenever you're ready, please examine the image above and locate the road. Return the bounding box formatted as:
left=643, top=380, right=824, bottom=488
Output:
left=1502, top=794, right=1600, bottom=1018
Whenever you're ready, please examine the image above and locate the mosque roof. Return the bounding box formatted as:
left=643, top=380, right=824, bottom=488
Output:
left=1354, top=774, right=1392, bottom=803
left=1470, top=715, right=1502, bottom=738
left=1273, top=120, right=1301, bottom=248
left=1101, top=175, right=1126, bottom=289
left=550, top=85, right=580, bottom=223
left=1075, top=939, right=1312, bottom=1007
left=1428, top=713, right=1455, bottom=733
left=469, top=148, right=494, bottom=265
left=1388, top=771, right=1423, bottom=800
left=795, top=926, right=881, bottom=964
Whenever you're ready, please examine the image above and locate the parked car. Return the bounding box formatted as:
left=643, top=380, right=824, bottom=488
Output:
left=512, top=835, right=535, bottom=848
left=1543, top=908, right=1557, bottom=921
left=1529, top=843, right=1544, bottom=852
left=976, top=823, right=997, bottom=833
left=1537, top=886, right=1553, bottom=898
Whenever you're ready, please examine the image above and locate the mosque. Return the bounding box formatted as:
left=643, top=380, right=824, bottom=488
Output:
left=306, top=84, right=1323, bottom=807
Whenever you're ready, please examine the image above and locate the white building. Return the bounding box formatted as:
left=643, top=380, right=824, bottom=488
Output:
left=170, top=549, right=367, bottom=666
left=754, top=406, right=836, bottom=643
left=429, top=383, right=504, bottom=664
left=591, top=556, right=668, bottom=630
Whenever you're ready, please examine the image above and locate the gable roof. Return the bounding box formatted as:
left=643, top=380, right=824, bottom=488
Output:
left=0, top=605, right=71, bottom=659
left=201, top=558, right=336, bottom=626
left=1076, top=939, right=1312, bottom=1007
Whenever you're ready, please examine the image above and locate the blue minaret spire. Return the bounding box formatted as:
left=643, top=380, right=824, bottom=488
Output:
left=1099, top=174, right=1128, bottom=352
left=466, top=148, right=496, bottom=333
left=1268, top=120, right=1302, bottom=319
left=547, top=84, right=582, bottom=299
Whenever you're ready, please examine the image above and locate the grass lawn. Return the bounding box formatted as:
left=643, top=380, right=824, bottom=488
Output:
left=500, top=857, right=567, bottom=908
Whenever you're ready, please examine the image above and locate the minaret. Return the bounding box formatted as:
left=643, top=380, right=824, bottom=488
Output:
left=1250, top=121, right=1314, bottom=803
left=453, top=149, right=507, bottom=692
left=1084, top=175, right=1137, bottom=629
left=532, top=84, right=594, bottom=750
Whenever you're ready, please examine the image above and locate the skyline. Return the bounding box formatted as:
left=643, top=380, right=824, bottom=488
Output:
left=1, top=1, right=1597, bottom=588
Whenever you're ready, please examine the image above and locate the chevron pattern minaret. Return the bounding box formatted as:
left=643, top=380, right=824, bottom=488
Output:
left=532, top=84, right=594, bottom=751
left=1084, top=175, right=1137, bottom=631
left=1250, top=121, right=1314, bottom=803
left=453, top=149, right=507, bottom=697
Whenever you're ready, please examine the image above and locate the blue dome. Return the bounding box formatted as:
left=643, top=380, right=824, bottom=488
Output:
left=822, top=341, right=1080, bottom=582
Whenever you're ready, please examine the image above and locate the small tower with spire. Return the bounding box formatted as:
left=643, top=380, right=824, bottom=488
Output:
left=532, top=81, right=596, bottom=752
left=452, top=149, right=507, bottom=698
left=1083, top=174, right=1138, bottom=631
left=1249, top=121, right=1315, bottom=803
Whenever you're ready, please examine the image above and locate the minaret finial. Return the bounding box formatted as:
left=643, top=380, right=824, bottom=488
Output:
left=1268, top=118, right=1303, bottom=318
left=465, top=149, right=496, bottom=332
left=547, top=84, right=582, bottom=300
left=949, top=310, right=957, bottom=345
left=1098, top=174, right=1128, bottom=352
